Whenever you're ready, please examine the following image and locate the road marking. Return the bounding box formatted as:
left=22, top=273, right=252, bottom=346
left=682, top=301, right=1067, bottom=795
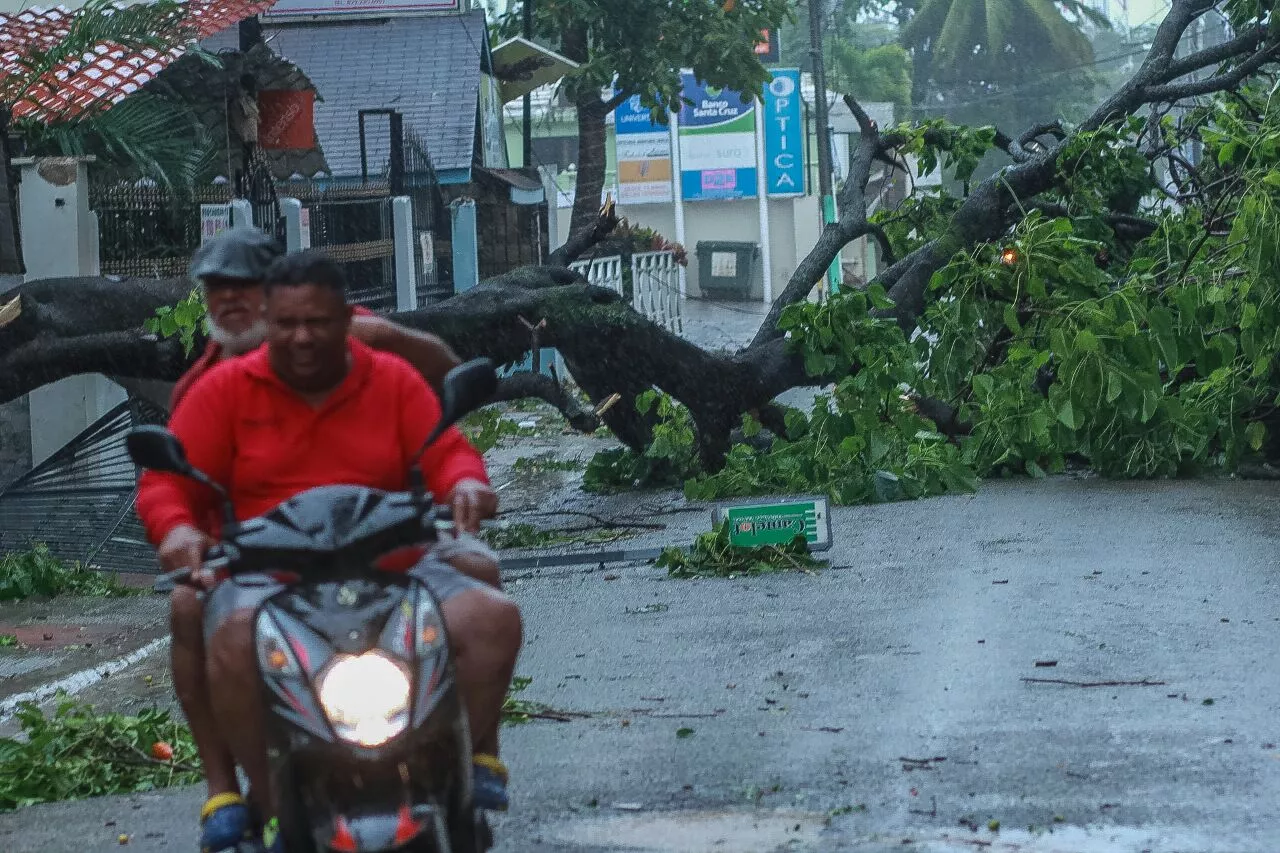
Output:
left=0, top=636, right=170, bottom=722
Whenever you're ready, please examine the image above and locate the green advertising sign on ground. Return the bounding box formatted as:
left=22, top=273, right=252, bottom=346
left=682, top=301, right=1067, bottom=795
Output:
left=715, top=497, right=832, bottom=551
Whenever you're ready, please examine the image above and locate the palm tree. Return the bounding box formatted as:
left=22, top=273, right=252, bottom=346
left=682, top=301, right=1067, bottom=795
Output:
left=20, top=92, right=220, bottom=193
left=901, top=0, right=1104, bottom=92
left=0, top=0, right=196, bottom=273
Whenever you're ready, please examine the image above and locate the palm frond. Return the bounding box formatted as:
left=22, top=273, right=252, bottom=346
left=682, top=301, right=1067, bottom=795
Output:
left=19, top=91, right=217, bottom=194
left=4, top=0, right=194, bottom=115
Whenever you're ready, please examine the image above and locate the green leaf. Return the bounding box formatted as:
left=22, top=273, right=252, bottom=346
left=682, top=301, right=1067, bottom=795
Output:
left=1105, top=369, right=1123, bottom=403
left=1074, top=329, right=1099, bottom=353
left=866, top=284, right=895, bottom=310
left=676, top=727, right=695, bottom=739
left=972, top=373, right=994, bottom=400
left=1140, top=390, right=1159, bottom=424
left=1055, top=400, right=1078, bottom=430
left=1246, top=421, right=1266, bottom=452
left=1002, top=303, right=1022, bottom=333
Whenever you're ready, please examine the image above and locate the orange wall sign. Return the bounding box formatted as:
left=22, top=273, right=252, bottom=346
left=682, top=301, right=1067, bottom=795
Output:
left=258, top=90, right=316, bottom=150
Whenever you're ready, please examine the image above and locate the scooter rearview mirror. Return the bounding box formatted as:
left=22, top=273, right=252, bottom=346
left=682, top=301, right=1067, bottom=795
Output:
left=438, top=358, right=499, bottom=431
left=126, top=426, right=193, bottom=475
left=126, top=426, right=239, bottom=533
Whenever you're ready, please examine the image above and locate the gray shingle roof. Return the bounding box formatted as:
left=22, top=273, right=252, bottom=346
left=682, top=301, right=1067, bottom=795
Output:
left=203, top=11, right=486, bottom=177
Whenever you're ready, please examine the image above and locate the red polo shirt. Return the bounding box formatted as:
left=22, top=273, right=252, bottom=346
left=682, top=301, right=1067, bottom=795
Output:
left=137, top=337, right=488, bottom=546
left=169, top=306, right=376, bottom=411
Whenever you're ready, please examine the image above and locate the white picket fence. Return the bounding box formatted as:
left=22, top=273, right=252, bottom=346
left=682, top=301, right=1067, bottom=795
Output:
left=569, top=250, right=683, bottom=335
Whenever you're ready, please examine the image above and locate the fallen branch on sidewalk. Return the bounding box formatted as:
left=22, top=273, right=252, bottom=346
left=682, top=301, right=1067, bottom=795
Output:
left=1021, top=677, right=1167, bottom=688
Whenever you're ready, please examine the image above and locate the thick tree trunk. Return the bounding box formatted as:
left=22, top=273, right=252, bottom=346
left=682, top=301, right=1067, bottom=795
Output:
left=0, top=266, right=803, bottom=458
left=0, top=0, right=1269, bottom=469
left=570, top=95, right=610, bottom=237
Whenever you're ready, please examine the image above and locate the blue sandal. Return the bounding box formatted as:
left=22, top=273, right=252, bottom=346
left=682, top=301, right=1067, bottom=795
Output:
left=472, top=754, right=509, bottom=812
left=200, top=793, right=253, bottom=853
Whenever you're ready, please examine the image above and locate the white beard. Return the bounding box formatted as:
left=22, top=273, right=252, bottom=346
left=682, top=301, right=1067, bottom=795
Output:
left=208, top=317, right=268, bottom=356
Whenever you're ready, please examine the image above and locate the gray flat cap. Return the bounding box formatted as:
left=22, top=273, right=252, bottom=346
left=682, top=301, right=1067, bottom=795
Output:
left=189, top=226, right=283, bottom=282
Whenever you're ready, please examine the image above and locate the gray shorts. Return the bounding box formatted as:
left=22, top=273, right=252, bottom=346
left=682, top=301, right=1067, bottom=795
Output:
left=202, top=533, right=495, bottom=645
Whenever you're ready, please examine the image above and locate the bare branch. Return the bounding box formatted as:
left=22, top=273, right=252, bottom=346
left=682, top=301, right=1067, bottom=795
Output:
left=992, top=129, right=1030, bottom=163
left=603, top=89, right=632, bottom=112
left=842, top=93, right=877, bottom=135
left=747, top=94, right=892, bottom=349
left=491, top=371, right=601, bottom=433
left=1158, top=24, right=1268, bottom=81
left=867, top=224, right=897, bottom=266
left=1146, top=41, right=1280, bottom=102
left=547, top=198, right=621, bottom=266
left=1021, top=201, right=1159, bottom=238
left=1019, top=121, right=1066, bottom=149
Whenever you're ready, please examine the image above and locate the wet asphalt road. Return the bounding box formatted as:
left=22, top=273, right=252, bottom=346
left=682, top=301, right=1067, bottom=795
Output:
left=3, top=477, right=1280, bottom=852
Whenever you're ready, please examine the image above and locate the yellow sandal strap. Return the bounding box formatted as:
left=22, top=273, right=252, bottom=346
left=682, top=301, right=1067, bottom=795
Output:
left=473, top=753, right=508, bottom=781
left=200, top=792, right=245, bottom=821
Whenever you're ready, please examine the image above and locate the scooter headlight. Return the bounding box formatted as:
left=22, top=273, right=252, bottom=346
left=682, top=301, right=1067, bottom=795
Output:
left=317, top=651, right=411, bottom=747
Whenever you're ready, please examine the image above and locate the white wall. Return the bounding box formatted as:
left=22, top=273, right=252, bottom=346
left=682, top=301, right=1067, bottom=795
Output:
left=558, top=195, right=821, bottom=301
left=15, top=157, right=127, bottom=468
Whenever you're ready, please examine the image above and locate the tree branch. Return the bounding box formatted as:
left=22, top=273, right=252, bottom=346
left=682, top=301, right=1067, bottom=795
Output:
left=1019, top=121, right=1066, bottom=148
left=747, top=94, right=895, bottom=349
left=1158, top=23, right=1269, bottom=81
left=1020, top=201, right=1159, bottom=238
left=1145, top=42, right=1280, bottom=102
left=546, top=197, right=620, bottom=266
left=491, top=371, right=601, bottom=433
left=603, top=90, right=631, bottom=112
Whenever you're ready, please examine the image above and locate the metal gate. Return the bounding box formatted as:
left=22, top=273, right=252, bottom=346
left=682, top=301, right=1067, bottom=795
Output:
left=630, top=251, right=683, bottom=334
left=571, top=251, right=682, bottom=334
left=0, top=397, right=165, bottom=573
left=569, top=255, right=624, bottom=294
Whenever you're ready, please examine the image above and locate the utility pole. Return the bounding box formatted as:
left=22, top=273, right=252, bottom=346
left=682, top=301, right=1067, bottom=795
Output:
left=807, top=0, right=840, bottom=294
left=522, top=0, right=534, bottom=169
left=239, top=15, right=262, bottom=51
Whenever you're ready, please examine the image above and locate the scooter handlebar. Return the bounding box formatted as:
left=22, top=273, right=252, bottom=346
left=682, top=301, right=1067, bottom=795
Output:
left=151, top=508, right=481, bottom=594
left=152, top=545, right=228, bottom=594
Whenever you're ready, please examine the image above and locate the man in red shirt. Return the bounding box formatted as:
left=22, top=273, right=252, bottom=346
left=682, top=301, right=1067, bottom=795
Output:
left=138, top=250, right=519, bottom=852
left=165, top=229, right=505, bottom=851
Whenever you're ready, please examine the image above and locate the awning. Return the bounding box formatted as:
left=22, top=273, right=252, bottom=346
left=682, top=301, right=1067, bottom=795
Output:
left=490, top=36, right=578, bottom=104
left=477, top=166, right=545, bottom=205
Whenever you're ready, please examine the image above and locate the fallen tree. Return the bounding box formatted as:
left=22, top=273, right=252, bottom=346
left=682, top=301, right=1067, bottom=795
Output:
left=4, top=0, right=1280, bottom=501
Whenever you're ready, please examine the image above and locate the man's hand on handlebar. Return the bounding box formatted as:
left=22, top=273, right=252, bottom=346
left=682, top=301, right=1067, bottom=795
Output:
left=447, top=478, right=498, bottom=534
left=157, top=524, right=216, bottom=590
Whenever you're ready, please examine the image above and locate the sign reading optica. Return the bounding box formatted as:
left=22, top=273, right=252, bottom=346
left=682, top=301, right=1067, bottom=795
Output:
left=762, top=68, right=804, bottom=196
left=613, top=94, right=673, bottom=205
left=677, top=72, right=758, bottom=201
left=715, top=497, right=832, bottom=551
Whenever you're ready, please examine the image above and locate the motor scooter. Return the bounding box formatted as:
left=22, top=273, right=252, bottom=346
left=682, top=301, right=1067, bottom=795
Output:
left=129, top=359, right=500, bottom=853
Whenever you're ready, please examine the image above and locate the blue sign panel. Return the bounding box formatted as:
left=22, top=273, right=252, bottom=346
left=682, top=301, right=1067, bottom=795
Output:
left=615, top=92, right=661, bottom=135
left=677, top=72, right=758, bottom=201
left=613, top=91, right=674, bottom=204
left=763, top=69, right=804, bottom=196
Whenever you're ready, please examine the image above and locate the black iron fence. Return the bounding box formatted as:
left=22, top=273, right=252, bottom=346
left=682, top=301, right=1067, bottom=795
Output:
left=402, top=126, right=452, bottom=303
left=91, top=181, right=235, bottom=278
left=90, top=114, right=451, bottom=312
left=92, top=150, right=284, bottom=278
left=279, top=180, right=396, bottom=310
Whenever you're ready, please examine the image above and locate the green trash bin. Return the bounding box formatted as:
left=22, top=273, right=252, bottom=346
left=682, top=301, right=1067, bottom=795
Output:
left=696, top=241, right=758, bottom=300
